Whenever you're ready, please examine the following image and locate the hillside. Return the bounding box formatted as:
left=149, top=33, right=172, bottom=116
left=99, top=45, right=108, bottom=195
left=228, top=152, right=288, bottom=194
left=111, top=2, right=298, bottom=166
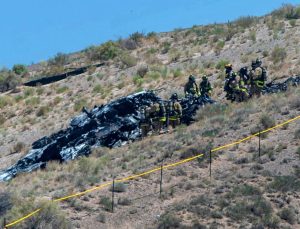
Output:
left=0, top=4, right=300, bottom=229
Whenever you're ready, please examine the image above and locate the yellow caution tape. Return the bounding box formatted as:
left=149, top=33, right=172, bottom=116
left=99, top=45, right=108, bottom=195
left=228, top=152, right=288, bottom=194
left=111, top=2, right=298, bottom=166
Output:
left=4, top=114, right=300, bottom=228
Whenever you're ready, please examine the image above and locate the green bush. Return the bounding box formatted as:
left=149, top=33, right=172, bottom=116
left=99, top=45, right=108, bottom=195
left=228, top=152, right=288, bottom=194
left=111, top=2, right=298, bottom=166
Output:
left=133, top=75, right=144, bottom=86
left=99, top=196, right=112, bottom=212
left=49, top=52, right=69, bottom=66
left=73, top=99, right=87, bottom=112
left=12, top=64, right=28, bottom=75
left=0, top=96, right=13, bottom=109
left=173, top=68, right=182, bottom=78
left=93, top=84, right=103, bottom=94
left=271, top=4, right=300, bottom=19
left=129, top=31, right=144, bottom=43
left=268, top=176, right=300, bottom=192
left=260, top=114, right=276, bottom=129
left=234, top=16, right=258, bottom=28
left=56, top=86, right=69, bottom=94
left=36, top=106, right=50, bottom=117
left=294, top=128, right=300, bottom=139
left=271, top=45, right=287, bottom=64
left=216, top=59, right=230, bottom=70
left=110, top=182, right=127, bottom=193
left=137, top=66, right=148, bottom=77
left=0, top=69, right=19, bottom=92
left=279, top=208, right=296, bottom=224
left=158, top=213, right=181, bottom=229
left=25, top=96, right=40, bottom=106
left=120, top=53, right=137, bottom=67
left=86, top=41, right=121, bottom=61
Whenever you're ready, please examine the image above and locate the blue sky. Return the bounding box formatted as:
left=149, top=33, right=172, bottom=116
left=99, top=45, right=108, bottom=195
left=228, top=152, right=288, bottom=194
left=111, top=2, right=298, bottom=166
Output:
left=0, top=0, right=299, bottom=68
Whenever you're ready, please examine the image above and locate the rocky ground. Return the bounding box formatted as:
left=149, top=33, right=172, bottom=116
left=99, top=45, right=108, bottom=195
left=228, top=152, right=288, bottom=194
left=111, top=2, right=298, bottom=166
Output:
left=0, top=5, right=300, bottom=229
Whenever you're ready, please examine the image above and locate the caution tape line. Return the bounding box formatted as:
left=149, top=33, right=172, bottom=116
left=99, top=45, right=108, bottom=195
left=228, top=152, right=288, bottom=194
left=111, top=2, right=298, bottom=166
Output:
left=4, top=114, right=300, bottom=228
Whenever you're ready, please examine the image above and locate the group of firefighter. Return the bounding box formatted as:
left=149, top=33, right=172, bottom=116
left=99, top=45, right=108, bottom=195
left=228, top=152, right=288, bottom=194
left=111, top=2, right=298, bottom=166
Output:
left=140, top=58, right=267, bottom=136
left=224, top=58, right=267, bottom=102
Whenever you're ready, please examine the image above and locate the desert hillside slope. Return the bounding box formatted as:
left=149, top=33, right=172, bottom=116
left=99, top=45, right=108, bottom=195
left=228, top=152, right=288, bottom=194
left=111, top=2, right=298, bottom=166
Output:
left=0, top=4, right=300, bottom=229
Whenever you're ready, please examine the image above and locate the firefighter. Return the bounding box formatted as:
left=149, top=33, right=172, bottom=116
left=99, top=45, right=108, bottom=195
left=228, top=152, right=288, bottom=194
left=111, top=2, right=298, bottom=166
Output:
left=199, top=75, right=213, bottom=97
left=224, top=64, right=235, bottom=100
left=228, top=72, right=249, bottom=102
left=184, top=75, right=200, bottom=97
left=249, top=58, right=267, bottom=97
left=149, top=101, right=166, bottom=134
left=167, top=93, right=182, bottom=129
left=140, top=105, right=152, bottom=137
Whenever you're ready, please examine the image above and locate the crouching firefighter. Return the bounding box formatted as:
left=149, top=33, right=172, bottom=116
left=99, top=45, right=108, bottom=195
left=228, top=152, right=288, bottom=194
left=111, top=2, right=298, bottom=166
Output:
left=167, top=93, right=182, bottom=129
left=150, top=101, right=166, bottom=134
left=228, top=72, right=249, bottom=102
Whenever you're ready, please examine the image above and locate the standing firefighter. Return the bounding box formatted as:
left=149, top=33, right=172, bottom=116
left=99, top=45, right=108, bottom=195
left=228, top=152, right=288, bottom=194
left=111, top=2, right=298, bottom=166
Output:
left=249, top=58, right=267, bottom=97
left=184, top=75, right=200, bottom=97
left=167, top=93, right=182, bottom=129
left=199, top=75, right=213, bottom=97
left=224, top=64, right=234, bottom=100
left=150, top=101, right=166, bottom=134
left=228, top=72, right=249, bottom=102
left=140, top=105, right=152, bottom=138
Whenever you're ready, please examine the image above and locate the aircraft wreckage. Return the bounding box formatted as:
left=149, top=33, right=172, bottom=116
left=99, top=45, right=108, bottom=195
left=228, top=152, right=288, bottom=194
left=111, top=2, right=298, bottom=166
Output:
left=0, top=75, right=299, bottom=181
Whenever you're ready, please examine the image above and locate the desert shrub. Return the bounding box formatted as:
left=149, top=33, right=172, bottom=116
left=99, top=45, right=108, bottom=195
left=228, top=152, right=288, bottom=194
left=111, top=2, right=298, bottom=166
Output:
left=260, top=114, right=275, bottom=129
left=0, top=114, right=5, bottom=126
left=49, top=52, right=68, bottom=66
left=93, top=84, right=103, bottom=94
left=3, top=200, right=71, bottom=229
left=73, top=99, right=87, bottom=112
left=268, top=176, right=300, bottom=192
left=296, top=147, right=300, bottom=158
left=0, top=192, right=12, bottom=216
left=117, top=197, right=131, bottom=206
left=196, top=104, right=228, bottom=121
left=53, top=96, right=62, bottom=105
left=161, top=41, right=171, bottom=54
left=289, top=19, right=297, bottom=27
left=147, top=31, right=157, bottom=38
left=12, top=142, right=26, bottom=153
left=56, top=86, right=68, bottom=94
left=36, top=106, right=50, bottom=117
left=119, top=53, right=137, bottom=67
left=249, top=30, right=256, bottom=42
left=86, top=41, right=120, bottom=61
left=99, top=196, right=112, bottom=212
left=158, top=213, right=181, bottom=229
left=173, top=68, right=182, bottom=78
left=96, top=213, right=106, bottom=223
left=0, top=95, right=13, bottom=109
left=24, top=88, right=34, bottom=97
left=271, top=45, right=287, bottom=64
left=137, top=65, right=148, bottom=77
left=129, top=31, right=144, bottom=43
left=36, top=87, right=44, bottom=95
left=262, top=215, right=280, bottom=228
left=133, top=75, right=144, bottom=86
left=110, top=182, right=127, bottom=193
left=215, top=59, right=230, bottom=70
left=147, top=71, right=161, bottom=80
left=169, top=48, right=181, bottom=62
left=215, top=41, right=225, bottom=53
left=271, top=4, right=300, bottom=19
left=119, top=38, right=138, bottom=50
left=25, top=96, right=40, bottom=106
left=230, top=184, right=261, bottom=197
left=279, top=208, right=296, bottom=224
left=12, top=64, right=27, bottom=75
left=234, top=16, right=258, bottom=28
left=0, top=69, right=19, bottom=92
left=294, top=128, right=300, bottom=139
